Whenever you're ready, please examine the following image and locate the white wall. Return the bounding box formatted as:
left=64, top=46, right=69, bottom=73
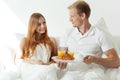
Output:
left=2, top=0, right=120, bottom=37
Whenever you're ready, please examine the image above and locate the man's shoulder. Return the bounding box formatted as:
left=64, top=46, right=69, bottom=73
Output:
left=93, top=25, right=111, bottom=35
left=93, top=26, right=107, bottom=35
left=93, top=26, right=112, bottom=40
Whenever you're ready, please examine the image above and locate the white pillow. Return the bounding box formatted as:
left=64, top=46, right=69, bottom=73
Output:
left=0, top=46, right=16, bottom=70
left=112, top=37, right=120, bottom=57
left=95, top=17, right=110, bottom=34
left=95, top=18, right=120, bottom=57
left=15, top=33, right=26, bottom=42
left=0, top=33, right=20, bottom=70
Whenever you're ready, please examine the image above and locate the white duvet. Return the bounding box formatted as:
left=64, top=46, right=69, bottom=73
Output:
left=0, top=63, right=58, bottom=80
left=19, top=63, right=58, bottom=80
left=0, top=62, right=120, bottom=80
left=60, top=63, right=108, bottom=80
left=20, top=62, right=120, bottom=80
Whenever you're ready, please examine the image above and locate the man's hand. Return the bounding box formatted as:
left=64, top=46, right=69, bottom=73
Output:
left=83, top=49, right=120, bottom=68
left=83, top=55, right=96, bottom=64
left=57, top=62, right=68, bottom=69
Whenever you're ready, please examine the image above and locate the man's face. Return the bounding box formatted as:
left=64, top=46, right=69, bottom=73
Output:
left=69, top=8, right=83, bottom=28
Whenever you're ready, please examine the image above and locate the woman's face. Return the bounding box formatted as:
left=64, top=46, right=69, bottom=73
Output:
left=36, top=17, right=46, bottom=34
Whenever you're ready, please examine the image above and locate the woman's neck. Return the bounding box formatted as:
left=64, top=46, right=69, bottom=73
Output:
left=35, top=33, right=45, bottom=43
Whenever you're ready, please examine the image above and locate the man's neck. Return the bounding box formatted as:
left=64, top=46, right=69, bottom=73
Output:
left=78, top=21, right=91, bottom=35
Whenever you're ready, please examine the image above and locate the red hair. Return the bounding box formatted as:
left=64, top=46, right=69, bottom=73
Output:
left=21, top=13, right=56, bottom=60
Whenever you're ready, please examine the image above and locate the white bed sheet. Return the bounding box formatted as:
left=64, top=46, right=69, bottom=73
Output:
left=59, top=63, right=120, bottom=80
left=0, top=62, right=120, bottom=80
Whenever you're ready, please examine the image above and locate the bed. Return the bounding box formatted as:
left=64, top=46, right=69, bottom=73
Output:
left=0, top=18, right=120, bottom=80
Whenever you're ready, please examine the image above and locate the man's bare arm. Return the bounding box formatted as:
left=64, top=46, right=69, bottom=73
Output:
left=84, top=48, right=120, bottom=68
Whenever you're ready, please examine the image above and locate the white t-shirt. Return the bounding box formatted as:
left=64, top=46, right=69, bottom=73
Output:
left=59, top=26, right=114, bottom=57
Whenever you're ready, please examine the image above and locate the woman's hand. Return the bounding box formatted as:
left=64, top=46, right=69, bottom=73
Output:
left=35, top=60, right=45, bottom=65
left=44, top=60, right=55, bottom=65
left=24, top=59, right=45, bottom=65
left=24, top=59, right=55, bottom=65
left=35, top=60, right=55, bottom=65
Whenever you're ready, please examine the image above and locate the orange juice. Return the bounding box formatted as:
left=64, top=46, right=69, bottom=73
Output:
left=68, top=52, right=74, bottom=57
left=58, top=51, right=65, bottom=57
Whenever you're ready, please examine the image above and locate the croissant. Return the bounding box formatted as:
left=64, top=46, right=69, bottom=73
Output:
left=57, top=53, right=74, bottom=60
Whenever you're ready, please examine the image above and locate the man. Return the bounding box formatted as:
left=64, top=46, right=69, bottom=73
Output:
left=57, top=0, right=120, bottom=80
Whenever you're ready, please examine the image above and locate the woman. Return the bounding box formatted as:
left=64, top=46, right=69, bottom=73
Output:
left=19, top=13, right=58, bottom=80
left=20, top=13, right=57, bottom=64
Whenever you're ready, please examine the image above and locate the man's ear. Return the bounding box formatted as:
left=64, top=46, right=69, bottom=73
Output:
left=81, top=12, right=86, bottom=20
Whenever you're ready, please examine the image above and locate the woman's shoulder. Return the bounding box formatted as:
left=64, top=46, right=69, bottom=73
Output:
left=50, top=37, right=58, bottom=47
left=21, top=37, right=27, bottom=43
left=50, top=37, right=57, bottom=44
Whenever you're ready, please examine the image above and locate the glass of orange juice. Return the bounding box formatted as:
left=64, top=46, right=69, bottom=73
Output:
left=58, top=47, right=68, bottom=56
left=68, top=51, right=74, bottom=57
left=58, top=51, right=65, bottom=57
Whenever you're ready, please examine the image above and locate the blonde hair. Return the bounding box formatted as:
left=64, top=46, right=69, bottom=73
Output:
left=68, top=0, right=91, bottom=19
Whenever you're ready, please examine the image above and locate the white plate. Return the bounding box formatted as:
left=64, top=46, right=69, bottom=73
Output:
left=52, top=56, right=83, bottom=63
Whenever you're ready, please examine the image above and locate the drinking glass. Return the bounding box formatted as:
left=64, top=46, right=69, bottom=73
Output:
left=58, top=47, right=68, bottom=56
